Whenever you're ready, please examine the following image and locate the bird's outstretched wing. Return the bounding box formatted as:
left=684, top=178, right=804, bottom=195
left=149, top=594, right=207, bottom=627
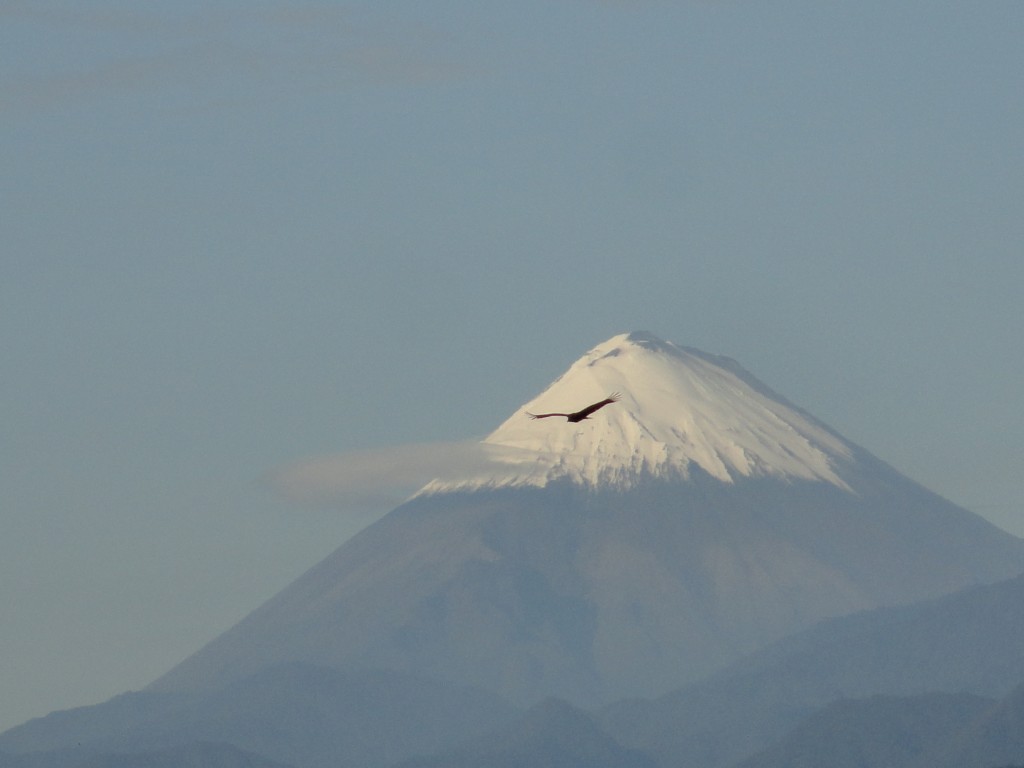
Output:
left=571, top=392, right=621, bottom=420
left=527, top=410, right=571, bottom=420
left=527, top=392, right=621, bottom=422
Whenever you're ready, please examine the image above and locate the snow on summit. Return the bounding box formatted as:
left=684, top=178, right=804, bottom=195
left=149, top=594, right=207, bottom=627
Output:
left=422, top=332, right=854, bottom=494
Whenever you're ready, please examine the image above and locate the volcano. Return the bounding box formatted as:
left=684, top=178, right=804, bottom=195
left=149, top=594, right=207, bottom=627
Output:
left=150, top=332, right=1024, bottom=705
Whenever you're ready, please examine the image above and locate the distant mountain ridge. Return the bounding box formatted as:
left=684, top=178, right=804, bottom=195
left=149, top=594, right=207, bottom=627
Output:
left=721, top=682, right=1024, bottom=768
left=10, top=570, right=1024, bottom=768
left=147, top=333, right=1024, bottom=703
left=5, top=332, right=1023, bottom=768
left=0, top=665, right=515, bottom=768
left=732, top=692, right=996, bottom=768
left=0, top=742, right=294, bottom=768
left=600, top=571, right=1024, bottom=768
left=396, top=697, right=657, bottom=768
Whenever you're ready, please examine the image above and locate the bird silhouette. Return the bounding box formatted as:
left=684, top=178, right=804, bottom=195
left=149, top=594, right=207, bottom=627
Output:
left=527, top=393, right=621, bottom=423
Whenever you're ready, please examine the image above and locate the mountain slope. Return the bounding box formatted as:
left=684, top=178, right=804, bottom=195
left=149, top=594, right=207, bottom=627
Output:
left=422, top=332, right=855, bottom=493
left=732, top=683, right=1024, bottom=768
left=0, top=743, right=294, bottom=768
left=733, top=693, right=995, bottom=768
left=926, top=683, right=1024, bottom=768
left=396, top=697, right=657, bottom=768
left=81, top=742, right=295, bottom=768
left=729, top=684, right=1024, bottom=768
left=147, top=332, right=1024, bottom=705
left=0, top=665, right=515, bottom=768
left=600, top=572, right=1024, bottom=768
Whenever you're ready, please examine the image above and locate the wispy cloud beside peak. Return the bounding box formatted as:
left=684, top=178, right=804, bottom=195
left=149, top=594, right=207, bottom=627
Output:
left=266, top=440, right=539, bottom=511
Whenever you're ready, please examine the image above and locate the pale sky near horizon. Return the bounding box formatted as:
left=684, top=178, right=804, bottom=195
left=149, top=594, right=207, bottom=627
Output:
left=3, top=0, right=1023, bottom=733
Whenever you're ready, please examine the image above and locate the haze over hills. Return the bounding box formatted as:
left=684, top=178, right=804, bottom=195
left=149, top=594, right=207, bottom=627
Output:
left=731, top=692, right=997, bottom=768
left=599, top=571, right=1024, bottom=768
left=0, top=665, right=515, bottom=768
left=10, top=571, right=1024, bottom=767
left=396, top=697, right=658, bottom=768
left=5, top=332, right=1023, bottom=768
left=0, top=742, right=296, bottom=768
left=147, top=332, right=1024, bottom=703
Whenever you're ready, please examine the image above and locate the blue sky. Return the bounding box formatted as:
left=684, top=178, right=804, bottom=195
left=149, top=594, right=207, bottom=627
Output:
left=2, top=0, right=1022, bottom=732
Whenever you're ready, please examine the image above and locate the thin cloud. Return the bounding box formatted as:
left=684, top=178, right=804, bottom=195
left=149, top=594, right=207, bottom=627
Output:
left=266, top=440, right=545, bottom=510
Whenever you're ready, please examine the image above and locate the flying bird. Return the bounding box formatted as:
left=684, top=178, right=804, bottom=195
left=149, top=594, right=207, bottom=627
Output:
left=527, top=393, right=621, bottom=423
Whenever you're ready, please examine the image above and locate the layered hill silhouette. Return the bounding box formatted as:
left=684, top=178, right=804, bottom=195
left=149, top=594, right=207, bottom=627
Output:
left=4, top=332, right=1023, bottom=768
left=396, top=697, right=657, bottom=768
left=0, top=742, right=296, bottom=768
left=732, top=692, right=996, bottom=768
left=0, top=666, right=515, bottom=768
left=599, top=571, right=1024, bottom=768
left=10, top=569, right=1024, bottom=767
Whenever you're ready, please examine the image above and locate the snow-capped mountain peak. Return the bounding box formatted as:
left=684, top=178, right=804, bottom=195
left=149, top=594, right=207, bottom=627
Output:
left=423, top=332, right=854, bottom=493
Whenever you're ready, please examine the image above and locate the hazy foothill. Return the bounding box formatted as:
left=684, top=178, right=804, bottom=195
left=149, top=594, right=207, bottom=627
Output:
left=4, top=333, right=1024, bottom=768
